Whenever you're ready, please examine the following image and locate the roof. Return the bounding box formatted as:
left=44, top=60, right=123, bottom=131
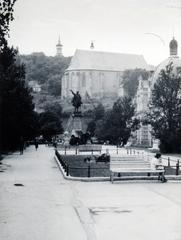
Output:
left=67, top=49, right=149, bottom=72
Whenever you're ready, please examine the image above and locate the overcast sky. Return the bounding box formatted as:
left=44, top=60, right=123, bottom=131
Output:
left=9, top=0, right=181, bottom=66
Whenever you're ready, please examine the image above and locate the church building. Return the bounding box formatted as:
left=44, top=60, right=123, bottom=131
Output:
left=61, top=49, right=149, bottom=99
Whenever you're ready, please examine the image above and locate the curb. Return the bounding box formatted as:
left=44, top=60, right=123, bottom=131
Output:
left=54, top=155, right=181, bottom=182
left=54, top=155, right=110, bottom=182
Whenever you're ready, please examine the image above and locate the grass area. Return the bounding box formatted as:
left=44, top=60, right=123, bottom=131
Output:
left=56, top=153, right=180, bottom=178
left=61, top=154, right=109, bottom=177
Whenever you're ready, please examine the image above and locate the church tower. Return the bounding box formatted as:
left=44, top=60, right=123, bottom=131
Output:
left=56, top=36, right=63, bottom=57
left=169, top=37, right=178, bottom=56
left=90, top=41, right=94, bottom=49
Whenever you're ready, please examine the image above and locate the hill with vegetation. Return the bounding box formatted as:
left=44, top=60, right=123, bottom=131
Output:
left=18, top=52, right=71, bottom=111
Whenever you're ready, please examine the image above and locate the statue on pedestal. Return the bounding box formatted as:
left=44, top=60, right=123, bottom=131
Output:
left=70, top=90, right=82, bottom=114
left=65, top=90, right=83, bottom=140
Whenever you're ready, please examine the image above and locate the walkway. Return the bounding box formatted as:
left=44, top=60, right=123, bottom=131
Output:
left=0, top=145, right=87, bottom=240
left=1, top=145, right=181, bottom=240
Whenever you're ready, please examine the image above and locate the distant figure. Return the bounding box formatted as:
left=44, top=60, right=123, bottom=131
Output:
left=34, top=140, right=39, bottom=151
left=70, top=90, right=82, bottom=113
left=19, top=136, right=24, bottom=155
left=151, top=153, right=163, bottom=170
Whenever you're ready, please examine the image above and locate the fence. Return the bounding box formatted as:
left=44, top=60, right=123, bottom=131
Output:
left=55, top=150, right=109, bottom=177
left=55, top=148, right=181, bottom=177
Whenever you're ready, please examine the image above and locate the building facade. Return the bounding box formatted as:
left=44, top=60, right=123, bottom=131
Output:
left=61, top=49, right=149, bottom=99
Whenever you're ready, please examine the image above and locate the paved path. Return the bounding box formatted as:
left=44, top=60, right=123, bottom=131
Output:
left=0, top=145, right=87, bottom=240
left=1, top=145, right=181, bottom=240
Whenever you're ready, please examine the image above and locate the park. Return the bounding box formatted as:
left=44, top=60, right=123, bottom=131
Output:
left=1, top=0, right=181, bottom=240
left=1, top=144, right=181, bottom=240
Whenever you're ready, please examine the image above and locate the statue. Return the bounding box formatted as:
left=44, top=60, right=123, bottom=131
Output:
left=70, top=90, right=82, bottom=113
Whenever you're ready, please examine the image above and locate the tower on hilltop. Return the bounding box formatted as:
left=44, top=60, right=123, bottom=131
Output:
left=90, top=40, right=94, bottom=50
left=56, top=36, right=63, bottom=57
left=169, top=37, right=178, bottom=56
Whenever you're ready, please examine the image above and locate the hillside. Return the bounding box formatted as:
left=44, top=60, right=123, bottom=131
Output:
left=19, top=52, right=71, bottom=111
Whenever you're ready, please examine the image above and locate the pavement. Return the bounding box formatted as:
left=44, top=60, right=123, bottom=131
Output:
left=1, top=145, right=181, bottom=240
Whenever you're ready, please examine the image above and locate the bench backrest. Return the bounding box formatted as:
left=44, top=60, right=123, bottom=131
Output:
left=110, top=155, right=151, bottom=171
left=79, top=144, right=102, bottom=152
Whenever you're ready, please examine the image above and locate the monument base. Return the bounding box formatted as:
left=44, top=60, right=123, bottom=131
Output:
left=65, top=112, right=83, bottom=137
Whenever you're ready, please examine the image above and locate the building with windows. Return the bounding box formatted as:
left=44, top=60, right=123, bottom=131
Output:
left=61, top=49, right=149, bottom=99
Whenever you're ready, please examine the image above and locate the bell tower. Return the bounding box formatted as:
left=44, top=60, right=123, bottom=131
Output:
left=169, top=37, right=178, bottom=56
left=56, top=36, right=63, bottom=56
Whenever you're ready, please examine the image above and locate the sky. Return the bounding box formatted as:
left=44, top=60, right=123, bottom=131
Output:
left=9, top=0, right=181, bottom=66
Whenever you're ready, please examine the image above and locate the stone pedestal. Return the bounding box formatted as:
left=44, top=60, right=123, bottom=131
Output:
left=66, top=112, right=83, bottom=137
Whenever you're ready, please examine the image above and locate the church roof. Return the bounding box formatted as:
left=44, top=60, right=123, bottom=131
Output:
left=67, top=49, right=149, bottom=71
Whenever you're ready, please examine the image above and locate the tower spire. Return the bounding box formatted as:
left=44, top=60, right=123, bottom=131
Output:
left=90, top=40, right=94, bottom=50
left=169, top=37, right=178, bottom=56
left=56, top=36, right=63, bottom=57
left=58, top=35, right=61, bottom=45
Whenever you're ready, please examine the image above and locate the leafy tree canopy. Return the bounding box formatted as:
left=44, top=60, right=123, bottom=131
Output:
left=86, top=103, right=105, bottom=137
left=122, top=68, right=149, bottom=98
left=95, top=97, right=138, bottom=145
left=0, top=0, right=16, bottom=49
left=0, top=46, right=38, bottom=150
left=39, top=102, right=63, bottom=141
left=148, top=63, right=181, bottom=153
left=19, top=53, right=71, bottom=96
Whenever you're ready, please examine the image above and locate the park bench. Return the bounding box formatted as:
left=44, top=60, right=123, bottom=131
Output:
left=79, top=144, right=102, bottom=153
left=110, top=155, right=166, bottom=183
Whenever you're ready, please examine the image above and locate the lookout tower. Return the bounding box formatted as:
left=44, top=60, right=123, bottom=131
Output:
left=169, top=37, right=178, bottom=56
left=56, top=36, right=63, bottom=56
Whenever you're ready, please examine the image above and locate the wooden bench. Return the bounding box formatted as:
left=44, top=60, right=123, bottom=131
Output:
left=110, top=155, right=166, bottom=183
left=79, top=144, right=102, bottom=153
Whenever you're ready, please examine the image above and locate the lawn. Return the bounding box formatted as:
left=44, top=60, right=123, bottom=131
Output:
left=55, top=151, right=181, bottom=178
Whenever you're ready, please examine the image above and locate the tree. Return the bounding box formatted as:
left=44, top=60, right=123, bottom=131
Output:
left=94, top=103, right=105, bottom=120
left=39, top=103, right=63, bottom=141
left=148, top=63, right=181, bottom=153
left=43, top=102, right=63, bottom=119
left=0, top=0, right=16, bottom=49
left=86, top=103, right=105, bottom=137
left=123, top=69, right=149, bottom=98
left=95, top=97, right=137, bottom=145
left=47, top=75, right=61, bottom=96
left=0, top=0, right=40, bottom=151
left=87, top=121, right=96, bottom=137
left=20, top=53, right=71, bottom=86
left=0, top=46, right=38, bottom=150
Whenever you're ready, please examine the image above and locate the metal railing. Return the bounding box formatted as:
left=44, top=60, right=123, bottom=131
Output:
left=55, top=148, right=181, bottom=177
left=55, top=150, right=109, bottom=177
